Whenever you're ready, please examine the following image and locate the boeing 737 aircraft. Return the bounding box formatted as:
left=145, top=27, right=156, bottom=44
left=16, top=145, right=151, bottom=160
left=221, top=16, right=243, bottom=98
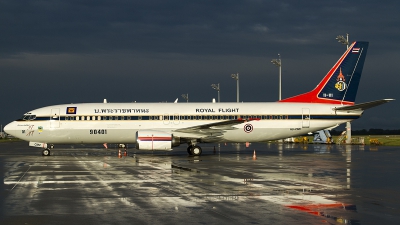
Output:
left=4, top=41, right=394, bottom=156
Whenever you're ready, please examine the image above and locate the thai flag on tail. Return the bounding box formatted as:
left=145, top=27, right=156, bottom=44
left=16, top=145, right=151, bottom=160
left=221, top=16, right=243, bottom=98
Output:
left=352, top=48, right=360, bottom=53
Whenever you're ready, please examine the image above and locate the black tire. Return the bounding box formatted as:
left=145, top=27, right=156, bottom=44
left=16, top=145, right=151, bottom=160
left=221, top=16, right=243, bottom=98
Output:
left=190, top=146, right=202, bottom=156
left=42, top=149, right=50, bottom=156
left=187, top=146, right=193, bottom=155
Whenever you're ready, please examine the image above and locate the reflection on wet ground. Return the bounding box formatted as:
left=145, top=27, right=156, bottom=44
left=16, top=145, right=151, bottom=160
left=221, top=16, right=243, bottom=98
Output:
left=0, top=142, right=399, bottom=224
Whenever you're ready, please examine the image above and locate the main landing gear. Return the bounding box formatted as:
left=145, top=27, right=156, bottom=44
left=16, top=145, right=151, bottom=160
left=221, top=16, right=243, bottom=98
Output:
left=187, top=145, right=202, bottom=156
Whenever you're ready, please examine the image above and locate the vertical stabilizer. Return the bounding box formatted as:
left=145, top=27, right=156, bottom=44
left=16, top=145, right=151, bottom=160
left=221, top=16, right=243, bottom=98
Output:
left=280, top=41, right=369, bottom=105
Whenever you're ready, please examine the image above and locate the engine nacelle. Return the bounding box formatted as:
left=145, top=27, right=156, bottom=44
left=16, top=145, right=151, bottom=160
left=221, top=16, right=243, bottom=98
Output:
left=135, top=130, right=180, bottom=150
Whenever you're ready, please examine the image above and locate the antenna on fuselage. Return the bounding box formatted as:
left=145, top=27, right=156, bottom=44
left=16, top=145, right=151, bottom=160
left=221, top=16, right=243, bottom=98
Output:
left=103, top=99, right=107, bottom=103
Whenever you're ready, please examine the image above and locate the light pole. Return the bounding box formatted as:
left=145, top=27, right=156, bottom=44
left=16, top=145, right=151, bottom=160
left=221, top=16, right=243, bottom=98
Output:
left=231, top=73, right=239, bottom=102
left=181, top=94, right=189, bottom=102
left=336, top=33, right=351, bottom=144
left=271, top=54, right=282, bottom=100
left=336, top=33, right=349, bottom=49
left=211, top=83, right=220, bottom=102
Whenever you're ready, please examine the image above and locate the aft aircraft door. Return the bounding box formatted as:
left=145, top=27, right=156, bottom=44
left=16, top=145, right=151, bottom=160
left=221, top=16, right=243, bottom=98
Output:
left=50, top=108, right=60, bottom=128
left=302, top=108, right=310, bottom=128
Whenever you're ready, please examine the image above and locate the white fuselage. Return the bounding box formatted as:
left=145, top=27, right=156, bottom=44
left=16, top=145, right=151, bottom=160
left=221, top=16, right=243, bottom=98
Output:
left=4, top=102, right=361, bottom=146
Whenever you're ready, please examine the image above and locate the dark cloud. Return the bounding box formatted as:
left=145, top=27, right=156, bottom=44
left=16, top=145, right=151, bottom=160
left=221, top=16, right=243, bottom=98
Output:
left=1, top=0, right=399, bottom=129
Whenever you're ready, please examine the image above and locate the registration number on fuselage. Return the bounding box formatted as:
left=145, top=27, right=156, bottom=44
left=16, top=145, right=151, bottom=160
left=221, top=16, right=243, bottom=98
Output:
left=89, top=129, right=108, bottom=134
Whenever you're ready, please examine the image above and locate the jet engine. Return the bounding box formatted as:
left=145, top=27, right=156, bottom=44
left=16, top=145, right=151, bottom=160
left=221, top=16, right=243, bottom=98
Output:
left=135, top=130, right=180, bottom=150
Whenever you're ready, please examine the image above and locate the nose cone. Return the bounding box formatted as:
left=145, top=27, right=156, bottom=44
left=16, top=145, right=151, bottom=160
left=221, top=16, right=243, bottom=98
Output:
left=4, top=123, right=11, bottom=133
left=3, top=122, right=16, bottom=137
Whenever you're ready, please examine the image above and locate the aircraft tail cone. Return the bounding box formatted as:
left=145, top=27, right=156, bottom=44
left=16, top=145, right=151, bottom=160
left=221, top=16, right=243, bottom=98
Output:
left=253, top=150, right=257, bottom=160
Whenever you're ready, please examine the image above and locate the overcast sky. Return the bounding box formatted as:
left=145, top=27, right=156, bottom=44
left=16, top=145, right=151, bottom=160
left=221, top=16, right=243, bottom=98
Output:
left=1, top=0, right=399, bottom=130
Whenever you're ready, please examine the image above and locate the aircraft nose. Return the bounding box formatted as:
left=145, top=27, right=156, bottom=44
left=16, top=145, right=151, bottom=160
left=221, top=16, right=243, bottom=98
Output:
left=3, top=122, right=15, bottom=136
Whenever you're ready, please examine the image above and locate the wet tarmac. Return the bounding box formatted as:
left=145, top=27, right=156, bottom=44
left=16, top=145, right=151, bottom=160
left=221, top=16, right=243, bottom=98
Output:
left=0, top=142, right=399, bottom=225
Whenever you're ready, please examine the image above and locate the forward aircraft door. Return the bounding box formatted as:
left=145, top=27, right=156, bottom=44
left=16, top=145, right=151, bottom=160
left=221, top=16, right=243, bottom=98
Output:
left=50, top=108, right=60, bottom=128
left=302, top=108, right=310, bottom=128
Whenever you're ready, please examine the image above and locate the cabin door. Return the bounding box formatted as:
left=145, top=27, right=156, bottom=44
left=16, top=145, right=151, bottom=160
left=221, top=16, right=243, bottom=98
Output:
left=50, top=108, right=60, bottom=128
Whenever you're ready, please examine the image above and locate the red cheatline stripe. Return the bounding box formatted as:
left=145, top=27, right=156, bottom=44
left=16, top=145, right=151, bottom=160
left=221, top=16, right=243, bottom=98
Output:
left=138, top=137, right=172, bottom=141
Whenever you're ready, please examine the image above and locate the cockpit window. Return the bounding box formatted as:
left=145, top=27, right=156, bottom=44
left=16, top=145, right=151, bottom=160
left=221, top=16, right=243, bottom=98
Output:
left=21, top=114, right=36, bottom=120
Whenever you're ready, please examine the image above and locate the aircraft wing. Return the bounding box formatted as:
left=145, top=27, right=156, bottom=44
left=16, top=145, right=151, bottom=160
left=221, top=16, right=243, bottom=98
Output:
left=173, top=119, right=251, bottom=138
left=334, top=99, right=395, bottom=111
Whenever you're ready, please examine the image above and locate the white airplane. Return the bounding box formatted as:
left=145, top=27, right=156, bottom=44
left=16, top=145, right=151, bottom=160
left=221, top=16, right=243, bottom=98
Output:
left=4, top=41, right=394, bottom=156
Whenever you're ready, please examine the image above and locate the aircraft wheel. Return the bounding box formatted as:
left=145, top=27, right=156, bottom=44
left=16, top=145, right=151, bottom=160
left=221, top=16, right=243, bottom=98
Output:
left=187, top=146, right=193, bottom=155
left=42, top=149, right=50, bottom=156
left=190, top=146, right=202, bottom=156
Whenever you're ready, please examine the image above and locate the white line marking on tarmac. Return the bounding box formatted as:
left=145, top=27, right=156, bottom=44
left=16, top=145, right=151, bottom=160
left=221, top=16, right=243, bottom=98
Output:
left=10, top=165, right=31, bottom=191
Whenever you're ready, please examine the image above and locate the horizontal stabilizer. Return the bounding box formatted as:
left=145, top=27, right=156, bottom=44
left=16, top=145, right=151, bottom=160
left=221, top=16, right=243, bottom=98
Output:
left=334, top=99, right=395, bottom=111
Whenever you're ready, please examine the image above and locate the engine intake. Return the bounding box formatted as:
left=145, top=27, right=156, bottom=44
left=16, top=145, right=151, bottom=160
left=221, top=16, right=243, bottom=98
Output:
left=135, top=130, right=180, bottom=150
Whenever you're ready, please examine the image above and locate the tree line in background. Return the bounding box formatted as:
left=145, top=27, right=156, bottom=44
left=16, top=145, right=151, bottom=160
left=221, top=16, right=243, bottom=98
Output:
left=330, top=129, right=400, bottom=135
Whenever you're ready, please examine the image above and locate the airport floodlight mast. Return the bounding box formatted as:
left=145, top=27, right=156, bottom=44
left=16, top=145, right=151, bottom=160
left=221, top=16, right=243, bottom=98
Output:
left=231, top=73, right=239, bottom=102
left=181, top=94, right=189, bottom=102
left=336, top=33, right=351, bottom=144
left=211, top=83, right=220, bottom=102
left=336, top=33, right=349, bottom=49
left=271, top=54, right=282, bottom=100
